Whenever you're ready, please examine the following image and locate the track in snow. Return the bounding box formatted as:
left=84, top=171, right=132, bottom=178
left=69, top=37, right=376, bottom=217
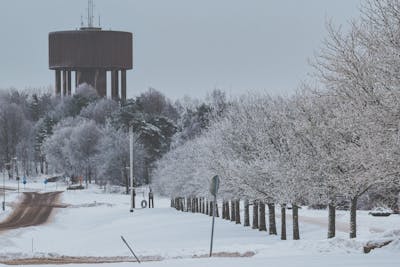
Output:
left=0, top=191, right=63, bottom=231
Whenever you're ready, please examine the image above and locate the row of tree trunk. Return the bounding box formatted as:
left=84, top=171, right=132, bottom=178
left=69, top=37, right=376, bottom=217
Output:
left=171, top=198, right=301, bottom=240
left=171, top=196, right=362, bottom=239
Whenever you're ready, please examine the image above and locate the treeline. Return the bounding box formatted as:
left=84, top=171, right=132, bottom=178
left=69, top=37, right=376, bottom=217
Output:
left=0, top=84, right=225, bottom=190
left=152, top=0, right=400, bottom=239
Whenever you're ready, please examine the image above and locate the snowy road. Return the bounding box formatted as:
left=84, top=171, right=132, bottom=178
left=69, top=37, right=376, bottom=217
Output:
left=0, top=191, right=62, bottom=232
left=0, top=186, right=16, bottom=192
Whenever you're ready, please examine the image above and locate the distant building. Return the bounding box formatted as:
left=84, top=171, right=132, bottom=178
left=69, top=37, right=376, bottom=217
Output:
left=48, top=0, right=133, bottom=100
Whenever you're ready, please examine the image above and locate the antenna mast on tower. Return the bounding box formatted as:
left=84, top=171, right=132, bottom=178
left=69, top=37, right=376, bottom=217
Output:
left=87, top=0, right=94, bottom=28
left=80, top=0, right=101, bottom=30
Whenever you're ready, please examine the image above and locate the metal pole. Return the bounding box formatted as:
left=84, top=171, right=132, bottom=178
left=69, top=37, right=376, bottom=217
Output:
left=2, top=168, right=5, bottom=211
left=129, top=125, right=135, bottom=212
left=210, top=194, right=217, bottom=257
left=121, top=236, right=141, bottom=263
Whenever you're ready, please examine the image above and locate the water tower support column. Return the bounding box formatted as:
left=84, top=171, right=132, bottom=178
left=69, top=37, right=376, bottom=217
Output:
left=67, top=71, right=72, bottom=95
left=111, top=70, right=119, bottom=100
left=62, top=70, right=67, bottom=96
left=55, top=70, right=61, bottom=96
left=121, top=70, right=127, bottom=101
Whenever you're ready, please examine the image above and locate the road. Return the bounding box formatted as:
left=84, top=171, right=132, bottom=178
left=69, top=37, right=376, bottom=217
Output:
left=0, top=186, right=16, bottom=192
left=0, top=191, right=62, bottom=231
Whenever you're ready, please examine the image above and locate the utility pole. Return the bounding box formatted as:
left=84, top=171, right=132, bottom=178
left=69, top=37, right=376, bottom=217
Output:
left=129, top=125, right=135, bottom=212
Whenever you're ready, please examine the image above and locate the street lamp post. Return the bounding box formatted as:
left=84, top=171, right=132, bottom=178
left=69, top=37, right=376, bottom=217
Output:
left=3, top=162, right=11, bottom=211
left=12, top=157, right=19, bottom=193
left=129, top=126, right=135, bottom=212
left=2, top=167, right=5, bottom=211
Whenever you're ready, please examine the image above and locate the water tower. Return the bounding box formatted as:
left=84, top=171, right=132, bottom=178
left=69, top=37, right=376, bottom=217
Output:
left=48, top=0, right=133, bottom=100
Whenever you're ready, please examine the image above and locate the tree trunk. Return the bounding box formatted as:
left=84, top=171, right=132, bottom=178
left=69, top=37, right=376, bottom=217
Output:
left=259, top=202, right=267, bottom=231
left=350, top=197, right=357, bottom=239
left=225, top=201, right=229, bottom=219
left=231, top=200, right=236, bottom=222
left=268, top=203, right=277, bottom=235
left=198, top=198, right=201, bottom=213
left=215, top=202, right=219, bottom=217
left=209, top=201, right=213, bottom=216
left=244, top=199, right=250, bottom=227
left=235, top=199, right=241, bottom=224
left=196, top=198, right=199, bottom=213
left=292, top=204, right=300, bottom=240
left=328, top=203, right=336, bottom=238
left=124, top=169, right=129, bottom=195
left=226, top=201, right=230, bottom=220
left=40, top=160, right=44, bottom=174
left=252, top=201, right=259, bottom=229
left=206, top=199, right=209, bottom=215
left=393, top=193, right=399, bottom=214
left=281, top=204, right=287, bottom=240
left=223, top=201, right=227, bottom=219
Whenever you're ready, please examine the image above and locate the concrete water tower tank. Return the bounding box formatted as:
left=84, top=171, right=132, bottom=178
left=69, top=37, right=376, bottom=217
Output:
left=48, top=0, right=133, bottom=100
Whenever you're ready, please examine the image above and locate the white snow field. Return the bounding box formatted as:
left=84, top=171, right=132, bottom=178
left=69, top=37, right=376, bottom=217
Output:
left=0, top=179, right=400, bottom=266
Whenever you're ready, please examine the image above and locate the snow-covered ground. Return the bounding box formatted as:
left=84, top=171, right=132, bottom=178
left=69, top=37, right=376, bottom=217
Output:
left=0, top=177, right=400, bottom=266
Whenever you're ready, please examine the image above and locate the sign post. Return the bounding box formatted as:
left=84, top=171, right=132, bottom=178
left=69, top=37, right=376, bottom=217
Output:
left=23, top=176, right=27, bottom=190
left=209, top=175, right=220, bottom=257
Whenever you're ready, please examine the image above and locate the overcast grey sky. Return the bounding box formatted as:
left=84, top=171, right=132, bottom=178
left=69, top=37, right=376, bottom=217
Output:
left=0, top=0, right=360, bottom=99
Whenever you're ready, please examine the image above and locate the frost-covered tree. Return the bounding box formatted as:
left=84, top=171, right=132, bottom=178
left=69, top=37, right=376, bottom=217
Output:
left=311, top=0, right=400, bottom=238
left=43, top=118, right=101, bottom=184
left=65, top=119, right=101, bottom=184
left=0, top=102, right=30, bottom=177
left=80, top=98, right=119, bottom=125
left=43, top=118, right=80, bottom=175
left=96, top=124, right=145, bottom=192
